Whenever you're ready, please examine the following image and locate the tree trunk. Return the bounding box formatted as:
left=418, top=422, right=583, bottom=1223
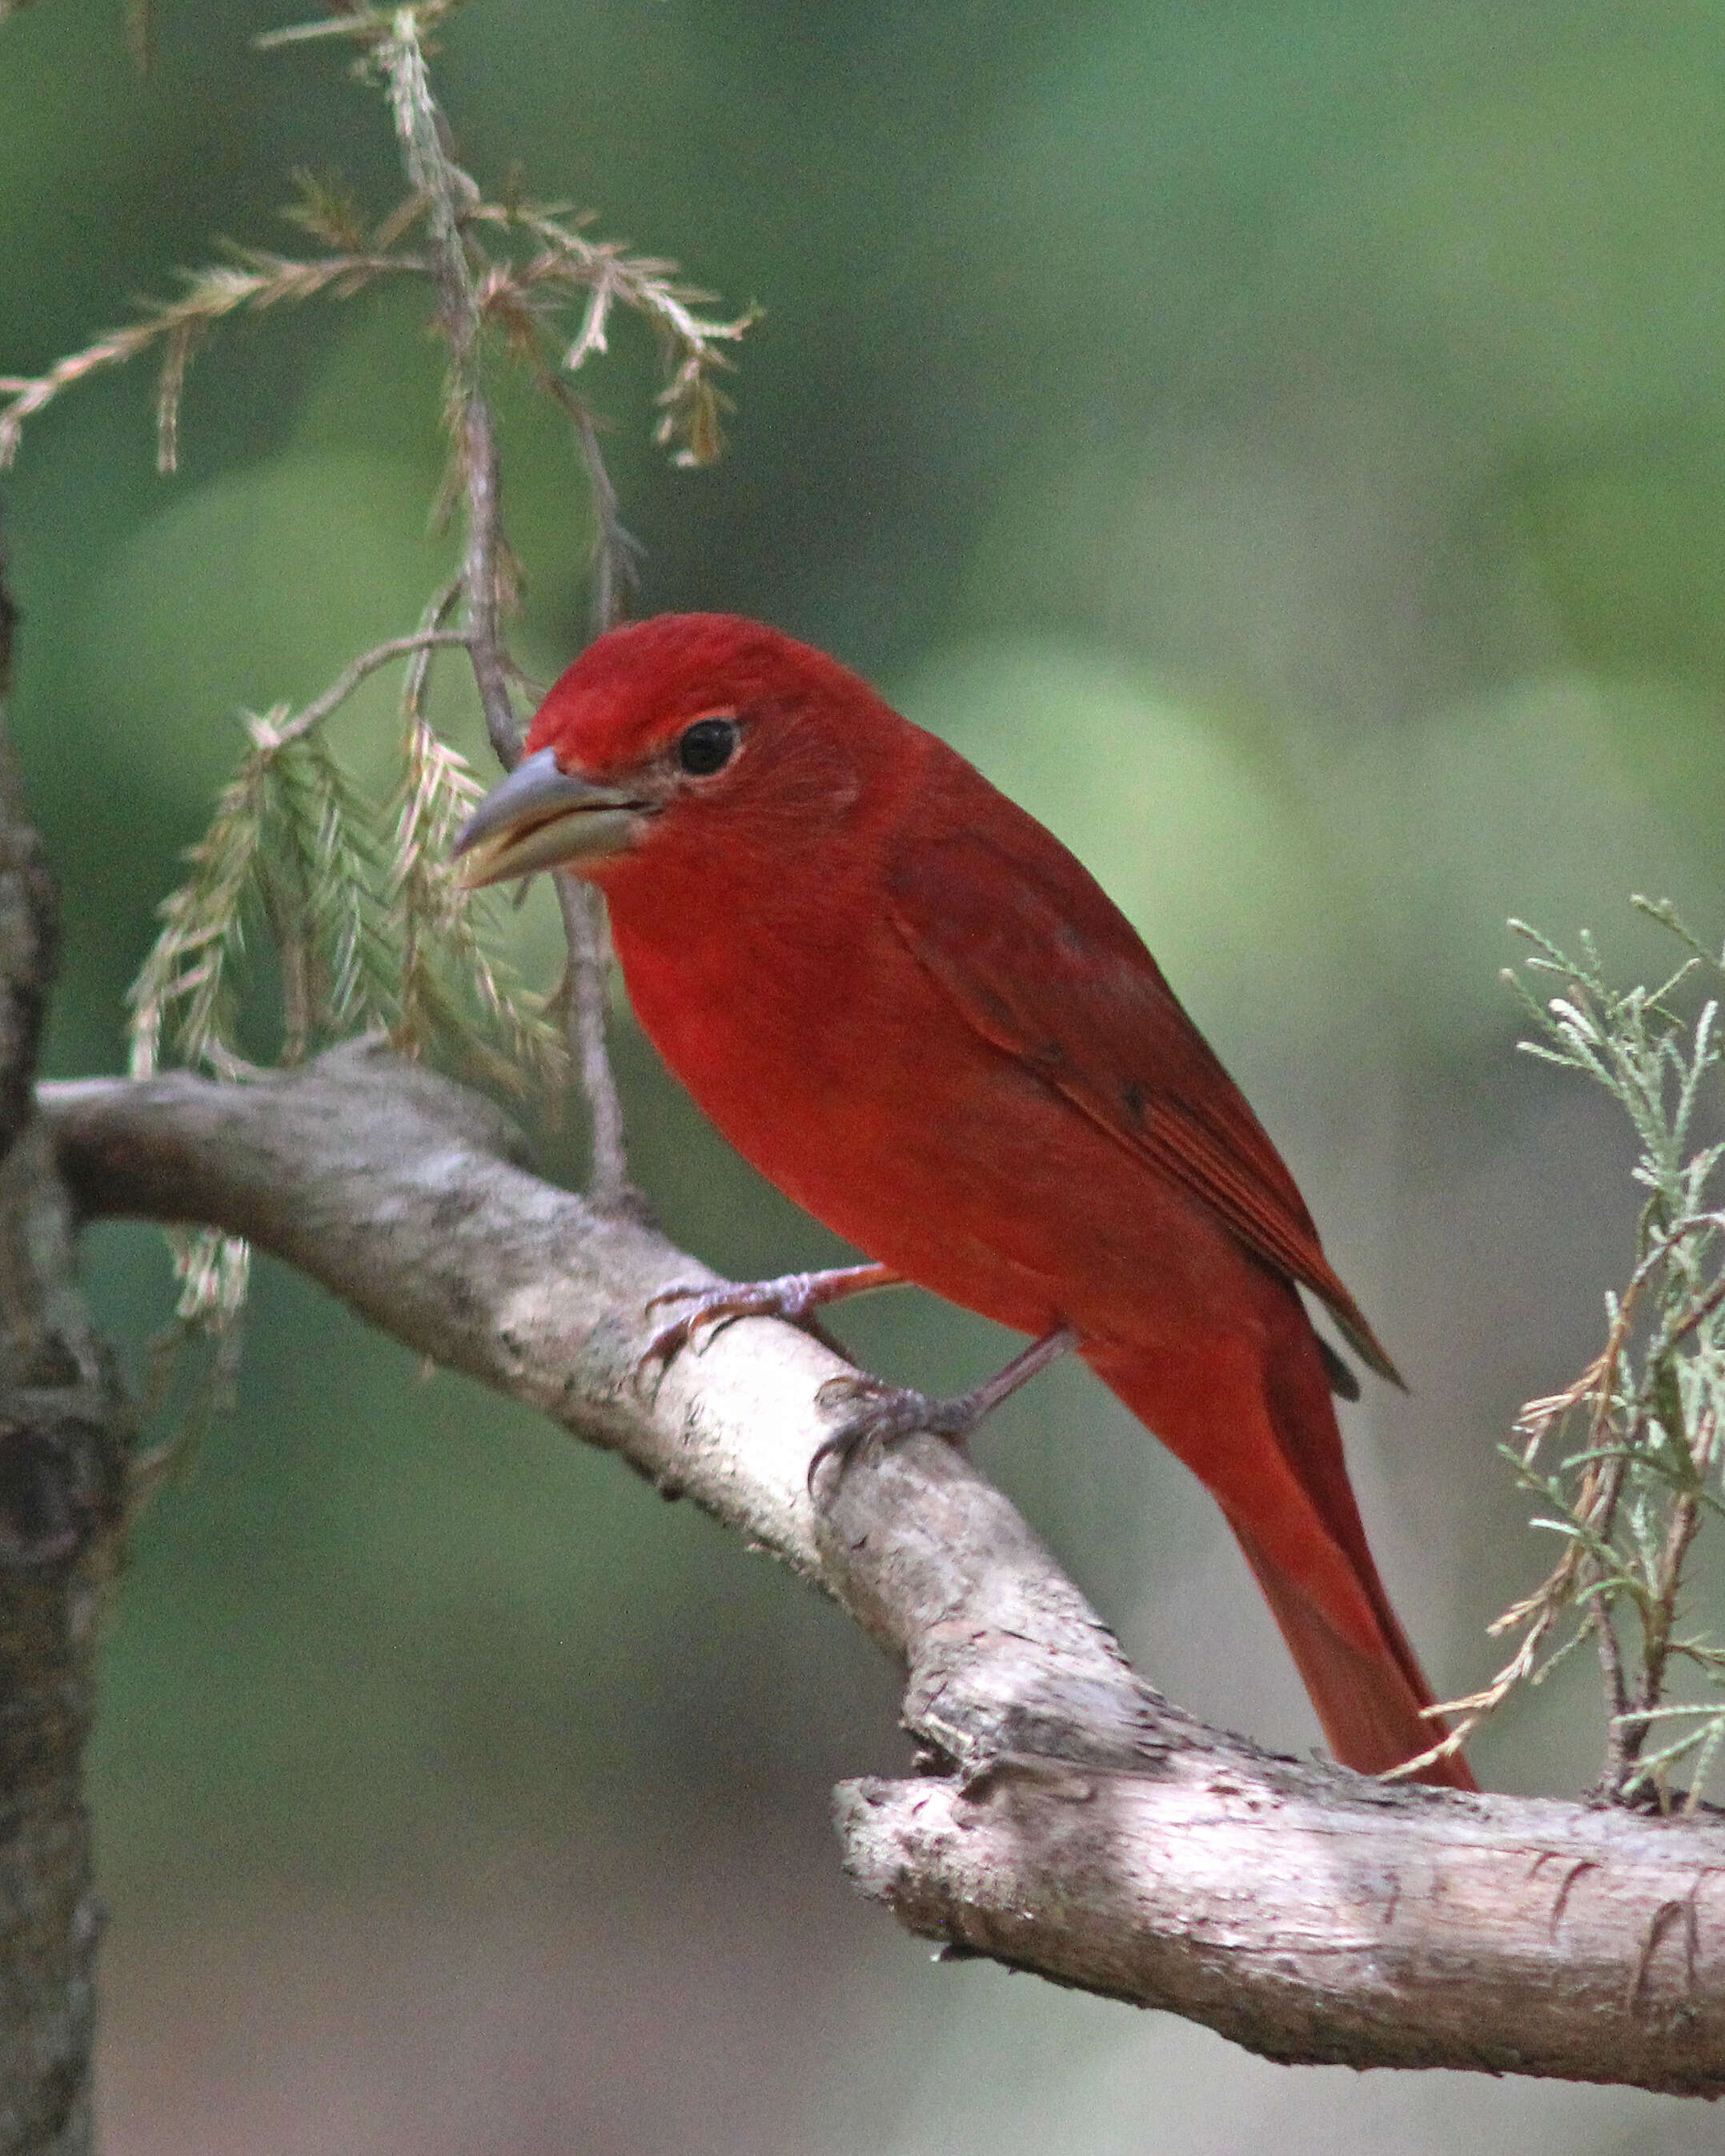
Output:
left=0, top=535, right=133, bottom=2156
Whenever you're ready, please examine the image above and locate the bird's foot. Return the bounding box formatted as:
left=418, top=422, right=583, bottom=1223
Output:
left=807, top=1373, right=985, bottom=1489
left=806, top=1324, right=1081, bottom=1494
left=639, top=1263, right=896, bottom=1381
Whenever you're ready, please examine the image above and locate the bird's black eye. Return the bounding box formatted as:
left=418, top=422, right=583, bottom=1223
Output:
left=676, top=715, right=740, bottom=777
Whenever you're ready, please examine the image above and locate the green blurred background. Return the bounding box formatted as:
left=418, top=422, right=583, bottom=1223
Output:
left=6, top=0, right=1725, bottom=2148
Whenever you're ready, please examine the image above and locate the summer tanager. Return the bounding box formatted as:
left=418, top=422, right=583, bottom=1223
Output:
left=456, top=612, right=1474, bottom=1790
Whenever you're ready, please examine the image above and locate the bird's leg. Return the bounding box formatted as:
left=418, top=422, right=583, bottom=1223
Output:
left=808, top=1323, right=1081, bottom=1491
left=640, top=1261, right=903, bottom=1376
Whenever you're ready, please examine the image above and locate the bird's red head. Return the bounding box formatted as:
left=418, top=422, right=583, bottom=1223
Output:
left=454, top=612, right=912, bottom=890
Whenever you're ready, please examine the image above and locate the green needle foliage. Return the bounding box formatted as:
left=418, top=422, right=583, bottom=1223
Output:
left=126, top=700, right=560, bottom=1092
left=1431, top=903, right=1725, bottom=1809
left=0, top=53, right=752, bottom=482
left=2, top=0, right=752, bottom=1408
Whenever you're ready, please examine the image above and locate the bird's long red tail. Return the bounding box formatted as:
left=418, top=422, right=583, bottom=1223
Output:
left=1229, top=1527, right=1475, bottom=1789
left=1089, top=1315, right=1476, bottom=1793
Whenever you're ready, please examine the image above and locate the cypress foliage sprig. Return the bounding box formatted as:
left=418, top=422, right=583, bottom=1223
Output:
left=7, top=2, right=748, bottom=1361
left=1411, top=904, right=1725, bottom=1807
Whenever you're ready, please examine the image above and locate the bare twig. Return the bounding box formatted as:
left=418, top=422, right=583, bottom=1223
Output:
left=254, top=1, right=470, bottom=50
left=398, top=575, right=464, bottom=724
left=375, top=12, right=628, bottom=1188
left=572, top=403, right=643, bottom=635
left=1636, top=1488, right=1705, bottom=1730
left=1591, top=1481, right=1635, bottom=1788
left=378, top=14, right=521, bottom=767
left=553, top=872, right=629, bottom=1208
left=267, top=629, right=471, bottom=750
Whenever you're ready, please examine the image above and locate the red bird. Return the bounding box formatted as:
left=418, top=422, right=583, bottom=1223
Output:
left=456, top=613, right=1474, bottom=1790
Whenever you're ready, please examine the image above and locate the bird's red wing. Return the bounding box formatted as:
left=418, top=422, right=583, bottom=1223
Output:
left=884, top=820, right=1400, bottom=1385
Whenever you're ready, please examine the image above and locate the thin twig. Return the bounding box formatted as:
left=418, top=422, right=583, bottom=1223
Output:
left=458, top=399, right=520, bottom=763
left=399, top=576, right=464, bottom=727
left=475, top=302, right=641, bottom=635
left=391, top=579, right=463, bottom=1060
left=1591, top=1564, right=1633, bottom=1788
left=378, top=12, right=628, bottom=1191
left=0, top=252, right=422, bottom=471
left=267, top=630, right=470, bottom=750
left=1637, top=1491, right=1704, bottom=1727
left=254, top=1, right=471, bottom=49
left=572, top=404, right=643, bottom=634
left=379, top=14, right=521, bottom=767
left=554, top=872, right=630, bottom=1208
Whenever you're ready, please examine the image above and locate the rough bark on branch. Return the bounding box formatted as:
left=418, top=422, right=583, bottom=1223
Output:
left=0, top=537, right=131, bottom=2156
left=35, top=1045, right=1725, bottom=2096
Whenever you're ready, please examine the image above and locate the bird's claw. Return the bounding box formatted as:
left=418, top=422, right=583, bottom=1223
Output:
left=637, top=1281, right=743, bottom=1381
left=807, top=1373, right=977, bottom=1492
left=638, top=1272, right=830, bottom=1385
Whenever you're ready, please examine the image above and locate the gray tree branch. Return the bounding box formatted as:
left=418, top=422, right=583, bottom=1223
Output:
left=34, top=1044, right=1725, bottom=2098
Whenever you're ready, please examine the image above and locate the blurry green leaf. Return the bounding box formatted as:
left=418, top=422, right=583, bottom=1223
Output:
left=1516, top=455, right=1725, bottom=692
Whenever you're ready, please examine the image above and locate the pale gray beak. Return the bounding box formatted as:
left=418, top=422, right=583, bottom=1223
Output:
left=453, top=747, right=646, bottom=888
